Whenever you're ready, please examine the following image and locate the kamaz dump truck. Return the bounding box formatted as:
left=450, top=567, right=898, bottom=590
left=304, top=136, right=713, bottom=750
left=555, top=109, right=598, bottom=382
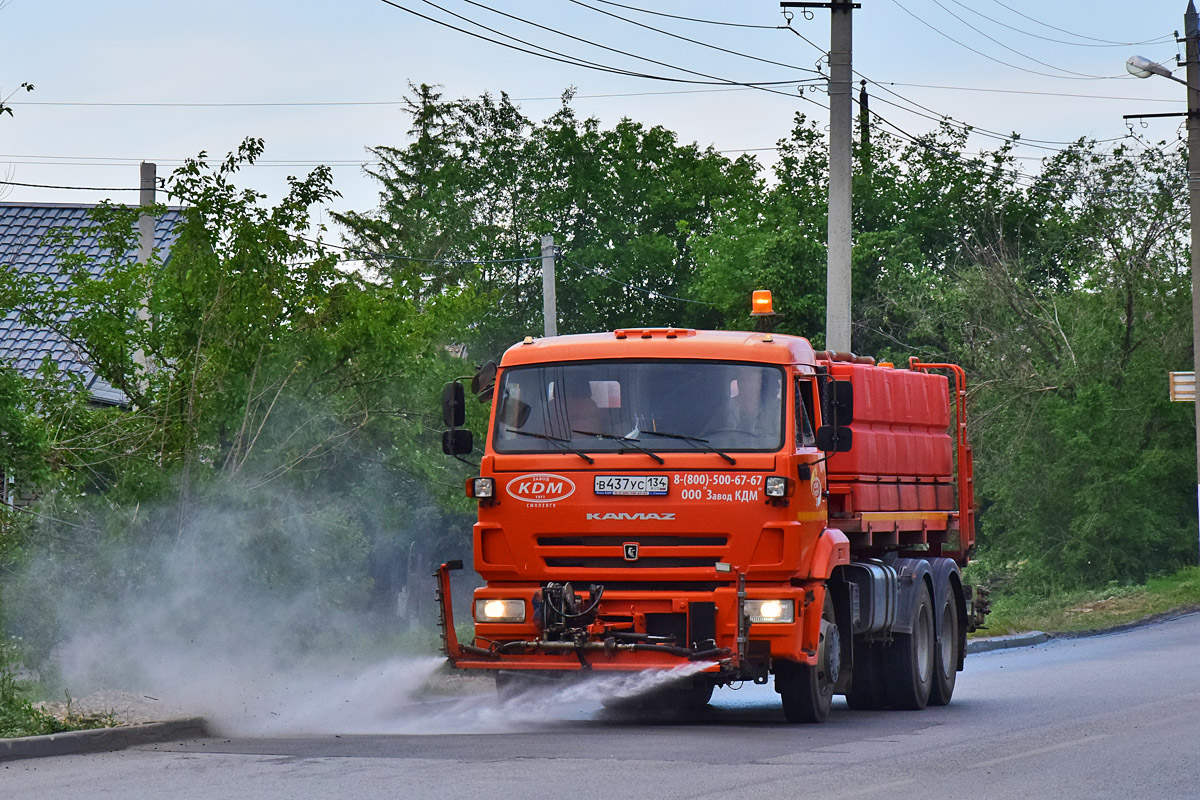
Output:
left=436, top=302, right=984, bottom=722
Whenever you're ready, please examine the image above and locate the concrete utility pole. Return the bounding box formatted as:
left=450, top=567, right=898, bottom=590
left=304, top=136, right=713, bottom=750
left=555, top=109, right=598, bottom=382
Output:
left=1187, top=0, right=1200, bottom=563
left=782, top=0, right=857, bottom=353
left=541, top=234, right=558, bottom=338
left=138, top=161, right=156, bottom=264
left=133, top=162, right=157, bottom=374
left=826, top=0, right=854, bottom=353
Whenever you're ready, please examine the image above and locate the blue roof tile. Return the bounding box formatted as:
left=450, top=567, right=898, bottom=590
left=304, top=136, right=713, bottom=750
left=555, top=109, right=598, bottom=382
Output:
left=0, top=202, right=184, bottom=406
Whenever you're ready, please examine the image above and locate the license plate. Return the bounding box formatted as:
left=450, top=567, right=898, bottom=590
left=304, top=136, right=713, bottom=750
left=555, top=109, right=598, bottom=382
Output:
left=594, top=475, right=669, bottom=496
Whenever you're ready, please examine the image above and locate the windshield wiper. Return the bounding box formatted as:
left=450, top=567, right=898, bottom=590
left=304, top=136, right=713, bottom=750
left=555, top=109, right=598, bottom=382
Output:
left=505, top=428, right=595, bottom=464
left=571, top=430, right=665, bottom=465
left=639, top=430, right=736, bottom=465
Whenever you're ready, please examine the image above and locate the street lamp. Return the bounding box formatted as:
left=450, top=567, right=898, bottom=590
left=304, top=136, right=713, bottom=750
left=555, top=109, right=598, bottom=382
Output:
left=1126, top=54, right=1187, bottom=83
left=1128, top=0, right=1200, bottom=565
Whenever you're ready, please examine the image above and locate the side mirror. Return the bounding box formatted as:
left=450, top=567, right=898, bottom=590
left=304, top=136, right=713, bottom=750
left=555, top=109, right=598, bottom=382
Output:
left=471, top=361, right=498, bottom=401
left=817, top=379, right=854, bottom=453
left=816, top=425, right=852, bottom=453
left=442, top=429, right=473, bottom=455
left=828, top=379, right=853, bottom=424
left=442, top=381, right=466, bottom=427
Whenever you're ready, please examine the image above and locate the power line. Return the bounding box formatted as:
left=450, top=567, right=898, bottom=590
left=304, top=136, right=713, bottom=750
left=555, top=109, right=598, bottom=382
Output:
left=426, top=0, right=823, bottom=102
left=945, top=0, right=1173, bottom=49
left=384, top=0, right=806, bottom=95
left=889, top=0, right=1130, bottom=81
left=7, top=85, right=767, bottom=110
left=565, top=0, right=818, bottom=75
left=862, top=79, right=1128, bottom=151
left=373, top=0, right=757, bottom=86
left=301, top=234, right=544, bottom=266
left=987, top=0, right=1176, bottom=47
left=562, top=256, right=714, bottom=306
left=864, top=106, right=1181, bottom=198
left=374, top=0, right=825, bottom=108
left=0, top=179, right=141, bottom=192
left=925, top=0, right=1127, bottom=79
left=585, top=0, right=780, bottom=30
left=872, top=81, right=1179, bottom=104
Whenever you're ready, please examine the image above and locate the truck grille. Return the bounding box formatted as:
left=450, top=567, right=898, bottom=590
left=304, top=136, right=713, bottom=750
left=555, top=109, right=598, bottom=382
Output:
left=535, top=534, right=728, bottom=574
left=544, top=556, right=716, bottom=569
left=537, top=536, right=726, bottom=547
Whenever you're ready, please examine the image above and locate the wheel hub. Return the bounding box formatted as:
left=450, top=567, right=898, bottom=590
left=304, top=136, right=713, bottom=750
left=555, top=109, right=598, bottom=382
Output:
left=820, top=617, right=841, bottom=685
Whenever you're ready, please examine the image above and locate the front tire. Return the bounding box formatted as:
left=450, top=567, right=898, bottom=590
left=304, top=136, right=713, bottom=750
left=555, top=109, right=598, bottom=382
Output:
left=885, top=580, right=935, bottom=710
left=777, top=591, right=839, bottom=723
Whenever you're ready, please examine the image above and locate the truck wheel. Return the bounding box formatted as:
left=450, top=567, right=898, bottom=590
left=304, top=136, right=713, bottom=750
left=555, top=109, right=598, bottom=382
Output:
left=929, top=581, right=961, bottom=706
left=777, top=592, right=838, bottom=723
left=885, top=580, right=934, bottom=710
left=844, top=640, right=887, bottom=710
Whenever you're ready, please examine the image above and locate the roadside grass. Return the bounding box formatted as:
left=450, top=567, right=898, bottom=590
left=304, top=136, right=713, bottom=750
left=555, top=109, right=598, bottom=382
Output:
left=1, top=642, right=117, bottom=739
left=975, top=566, right=1200, bottom=637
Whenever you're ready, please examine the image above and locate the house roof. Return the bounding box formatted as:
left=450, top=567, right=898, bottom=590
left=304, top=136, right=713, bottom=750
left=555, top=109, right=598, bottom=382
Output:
left=0, top=202, right=185, bottom=405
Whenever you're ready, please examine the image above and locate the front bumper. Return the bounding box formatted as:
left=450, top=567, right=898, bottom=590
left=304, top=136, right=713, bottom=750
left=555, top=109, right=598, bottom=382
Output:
left=435, top=562, right=816, bottom=678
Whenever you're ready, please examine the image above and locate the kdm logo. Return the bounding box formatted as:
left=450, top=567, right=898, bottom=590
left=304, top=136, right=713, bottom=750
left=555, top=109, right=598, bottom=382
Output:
left=507, top=474, right=575, bottom=503
left=586, top=512, right=676, bottom=521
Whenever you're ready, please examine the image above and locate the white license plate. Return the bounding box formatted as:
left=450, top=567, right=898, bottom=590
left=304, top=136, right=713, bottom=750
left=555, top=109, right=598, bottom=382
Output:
left=594, top=475, right=669, bottom=496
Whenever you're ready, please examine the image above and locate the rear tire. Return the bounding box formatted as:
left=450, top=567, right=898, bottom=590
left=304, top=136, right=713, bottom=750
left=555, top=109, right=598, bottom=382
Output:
left=929, top=582, right=961, bottom=707
left=777, top=591, right=838, bottom=723
left=885, top=580, right=934, bottom=710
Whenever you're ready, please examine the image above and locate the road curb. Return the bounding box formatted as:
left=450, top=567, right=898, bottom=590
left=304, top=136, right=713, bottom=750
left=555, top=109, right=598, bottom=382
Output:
left=0, top=717, right=208, bottom=762
left=966, top=631, right=1049, bottom=654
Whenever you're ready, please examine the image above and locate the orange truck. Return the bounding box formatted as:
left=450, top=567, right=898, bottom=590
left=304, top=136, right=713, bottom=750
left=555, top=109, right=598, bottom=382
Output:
left=436, top=306, right=985, bottom=722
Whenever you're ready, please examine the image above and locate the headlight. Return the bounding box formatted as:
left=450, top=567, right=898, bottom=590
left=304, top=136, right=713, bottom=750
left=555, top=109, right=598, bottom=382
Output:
left=744, top=599, right=794, bottom=624
left=764, top=476, right=789, bottom=497
left=475, top=598, right=525, bottom=623
left=468, top=477, right=495, bottom=498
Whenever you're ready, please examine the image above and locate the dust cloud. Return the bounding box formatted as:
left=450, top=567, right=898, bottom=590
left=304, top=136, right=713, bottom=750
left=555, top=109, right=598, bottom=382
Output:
left=6, top=481, right=718, bottom=736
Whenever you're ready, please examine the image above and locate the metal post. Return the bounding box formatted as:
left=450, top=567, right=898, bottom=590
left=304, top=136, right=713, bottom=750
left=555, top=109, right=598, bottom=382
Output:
left=859, top=78, right=870, bottom=176
left=541, top=234, right=558, bottom=338
left=826, top=0, right=854, bottom=353
left=1186, top=0, right=1200, bottom=563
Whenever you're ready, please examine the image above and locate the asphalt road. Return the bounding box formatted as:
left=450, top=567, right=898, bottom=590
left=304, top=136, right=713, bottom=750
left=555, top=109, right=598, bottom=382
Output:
left=7, top=613, right=1200, bottom=800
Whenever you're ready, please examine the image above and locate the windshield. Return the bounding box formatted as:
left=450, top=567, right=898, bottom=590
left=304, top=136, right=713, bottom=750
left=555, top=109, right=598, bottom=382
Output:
left=492, top=360, right=785, bottom=454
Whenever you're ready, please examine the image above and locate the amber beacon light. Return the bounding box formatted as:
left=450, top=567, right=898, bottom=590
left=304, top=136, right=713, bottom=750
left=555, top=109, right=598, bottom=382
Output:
left=751, top=289, right=773, bottom=316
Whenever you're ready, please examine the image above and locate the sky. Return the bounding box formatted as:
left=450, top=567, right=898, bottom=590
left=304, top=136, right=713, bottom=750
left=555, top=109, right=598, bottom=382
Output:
left=0, top=0, right=1189, bottom=226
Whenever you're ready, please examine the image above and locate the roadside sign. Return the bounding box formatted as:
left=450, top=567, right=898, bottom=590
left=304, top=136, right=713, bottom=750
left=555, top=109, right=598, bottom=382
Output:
left=1170, top=371, right=1196, bottom=402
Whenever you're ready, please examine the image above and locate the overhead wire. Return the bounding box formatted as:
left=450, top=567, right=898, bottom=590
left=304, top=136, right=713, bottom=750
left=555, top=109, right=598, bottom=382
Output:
left=298, top=234, right=543, bottom=266
left=945, top=0, right=1173, bottom=49
left=861, top=81, right=1129, bottom=151
left=888, top=0, right=1132, bottom=81
left=987, top=0, right=1176, bottom=47
left=584, top=0, right=780, bottom=30
left=378, top=0, right=817, bottom=103
left=925, top=0, right=1130, bottom=78
left=862, top=104, right=1183, bottom=198
left=562, top=256, right=714, bottom=306
left=0, top=179, right=142, bottom=192
left=777, top=15, right=1149, bottom=156
left=7, top=85, right=777, bottom=111
left=374, top=0, right=791, bottom=87
left=867, top=81, right=1178, bottom=104
left=564, top=0, right=819, bottom=75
